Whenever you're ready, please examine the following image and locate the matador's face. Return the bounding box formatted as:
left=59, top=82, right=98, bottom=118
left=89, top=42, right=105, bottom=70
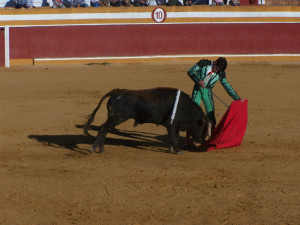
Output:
left=212, top=61, right=220, bottom=73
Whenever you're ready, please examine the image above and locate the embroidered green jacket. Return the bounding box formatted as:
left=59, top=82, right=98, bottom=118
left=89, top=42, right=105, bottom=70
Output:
left=188, top=59, right=240, bottom=101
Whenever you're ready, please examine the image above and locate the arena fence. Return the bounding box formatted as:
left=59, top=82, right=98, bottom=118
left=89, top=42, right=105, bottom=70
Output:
left=0, top=6, right=300, bottom=67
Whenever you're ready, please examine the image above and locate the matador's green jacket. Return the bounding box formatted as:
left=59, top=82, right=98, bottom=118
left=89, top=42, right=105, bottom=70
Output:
left=187, top=59, right=240, bottom=123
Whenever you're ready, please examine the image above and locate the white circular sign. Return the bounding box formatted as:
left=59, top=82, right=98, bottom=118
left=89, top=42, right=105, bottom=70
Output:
left=152, top=7, right=167, bottom=23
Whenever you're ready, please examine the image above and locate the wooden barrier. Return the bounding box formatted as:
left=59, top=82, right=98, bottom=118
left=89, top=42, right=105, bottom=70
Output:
left=0, top=6, right=300, bottom=66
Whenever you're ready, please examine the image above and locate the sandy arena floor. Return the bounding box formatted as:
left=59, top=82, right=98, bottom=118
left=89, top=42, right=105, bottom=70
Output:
left=0, top=62, right=299, bottom=225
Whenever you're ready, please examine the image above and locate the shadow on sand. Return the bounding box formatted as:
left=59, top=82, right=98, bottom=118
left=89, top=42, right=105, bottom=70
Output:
left=28, top=124, right=207, bottom=154
left=28, top=125, right=193, bottom=154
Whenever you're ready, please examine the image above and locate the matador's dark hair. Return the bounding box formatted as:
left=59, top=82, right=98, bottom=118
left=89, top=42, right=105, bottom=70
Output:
left=216, top=57, right=227, bottom=72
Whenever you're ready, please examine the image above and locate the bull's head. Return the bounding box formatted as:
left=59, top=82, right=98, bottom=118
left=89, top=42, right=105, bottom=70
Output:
left=190, top=117, right=208, bottom=146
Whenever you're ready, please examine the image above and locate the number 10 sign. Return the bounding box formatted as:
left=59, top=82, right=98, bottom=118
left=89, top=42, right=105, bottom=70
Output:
left=151, top=7, right=167, bottom=23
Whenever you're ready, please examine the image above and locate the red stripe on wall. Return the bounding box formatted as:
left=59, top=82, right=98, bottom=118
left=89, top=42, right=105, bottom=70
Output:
left=9, top=23, right=300, bottom=60
left=0, top=28, right=4, bottom=67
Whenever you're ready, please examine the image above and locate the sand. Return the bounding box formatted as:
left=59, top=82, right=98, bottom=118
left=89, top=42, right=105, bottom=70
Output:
left=0, top=62, right=299, bottom=224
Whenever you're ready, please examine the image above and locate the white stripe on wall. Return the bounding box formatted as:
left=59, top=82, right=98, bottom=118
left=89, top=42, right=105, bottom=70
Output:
left=0, top=13, right=151, bottom=21
left=167, top=11, right=300, bottom=18
left=0, top=11, right=300, bottom=22
left=34, top=54, right=300, bottom=62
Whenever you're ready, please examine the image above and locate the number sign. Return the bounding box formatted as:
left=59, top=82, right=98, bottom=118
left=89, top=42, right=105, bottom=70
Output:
left=151, top=8, right=167, bottom=23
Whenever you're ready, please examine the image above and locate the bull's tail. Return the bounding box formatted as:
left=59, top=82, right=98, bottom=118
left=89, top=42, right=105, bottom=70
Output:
left=84, top=89, right=120, bottom=136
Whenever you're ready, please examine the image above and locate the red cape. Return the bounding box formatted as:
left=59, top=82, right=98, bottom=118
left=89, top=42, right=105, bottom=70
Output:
left=206, top=100, right=248, bottom=152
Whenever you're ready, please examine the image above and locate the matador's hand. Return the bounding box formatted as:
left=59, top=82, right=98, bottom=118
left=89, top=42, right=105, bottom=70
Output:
left=199, top=80, right=205, bottom=88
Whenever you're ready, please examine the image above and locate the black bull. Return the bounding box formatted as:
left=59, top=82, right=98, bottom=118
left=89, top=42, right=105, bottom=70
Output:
left=84, top=87, right=208, bottom=154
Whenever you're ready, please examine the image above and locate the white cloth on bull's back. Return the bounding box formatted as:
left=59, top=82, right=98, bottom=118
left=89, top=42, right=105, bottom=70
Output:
left=170, top=90, right=181, bottom=124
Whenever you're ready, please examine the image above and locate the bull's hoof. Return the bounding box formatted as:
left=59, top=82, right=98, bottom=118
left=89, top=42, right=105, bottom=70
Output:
left=176, top=151, right=183, bottom=155
left=90, top=148, right=95, bottom=153
left=169, top=146, right=175, bottom=154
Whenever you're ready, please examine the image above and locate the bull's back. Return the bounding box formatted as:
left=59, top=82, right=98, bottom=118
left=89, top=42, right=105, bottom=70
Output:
left=133, top=87, right=177, bottom=102
left=125, top=88, right=178, bottom=125
left=106, top=87, right=205, bottom=127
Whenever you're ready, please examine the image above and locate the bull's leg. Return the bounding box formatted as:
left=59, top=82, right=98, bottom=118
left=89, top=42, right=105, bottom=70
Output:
left=184, top=128, right=191, bottom=149
left=167, top=125, right=181, bottom=155
left=92, top=116, right=130, bottom=153
left=91, top=119, right=110, bottom=153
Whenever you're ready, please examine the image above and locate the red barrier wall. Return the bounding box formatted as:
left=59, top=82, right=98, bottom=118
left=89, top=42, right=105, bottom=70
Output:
left=0, top=28, right=4, bottom=67
left=9, top=23, right=300, bottom=61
